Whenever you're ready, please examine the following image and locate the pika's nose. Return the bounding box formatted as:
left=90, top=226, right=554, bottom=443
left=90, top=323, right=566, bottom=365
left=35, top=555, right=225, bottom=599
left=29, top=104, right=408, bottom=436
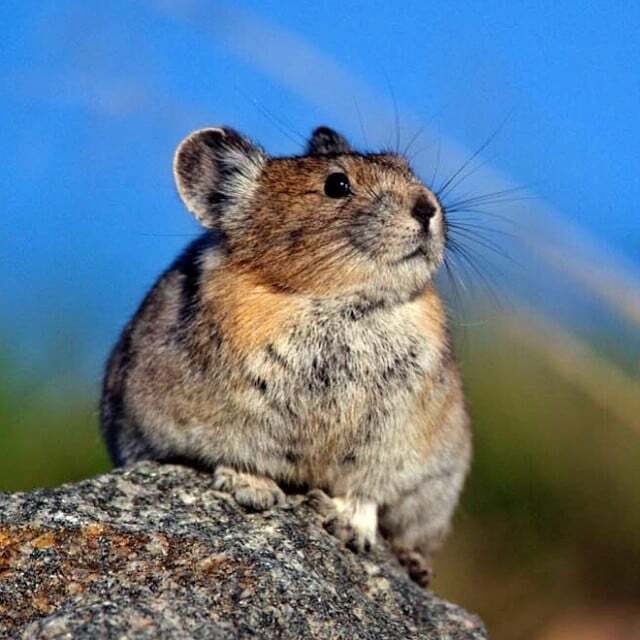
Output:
left=411, top=195, right=437, bottom=232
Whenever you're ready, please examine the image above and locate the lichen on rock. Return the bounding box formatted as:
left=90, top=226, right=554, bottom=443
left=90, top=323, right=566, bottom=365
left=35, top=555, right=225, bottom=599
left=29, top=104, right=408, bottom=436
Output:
left=0, top=462, right=486, bottom=639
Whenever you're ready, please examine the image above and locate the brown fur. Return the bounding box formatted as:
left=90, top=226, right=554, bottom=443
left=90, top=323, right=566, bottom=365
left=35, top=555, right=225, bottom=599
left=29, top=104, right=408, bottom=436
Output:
left=101, top=126, right=471, bottom=587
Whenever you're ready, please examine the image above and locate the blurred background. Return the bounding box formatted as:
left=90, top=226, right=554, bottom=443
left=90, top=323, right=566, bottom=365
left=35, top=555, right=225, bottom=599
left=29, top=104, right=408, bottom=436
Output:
left=1, top=2, right=639, bottom=638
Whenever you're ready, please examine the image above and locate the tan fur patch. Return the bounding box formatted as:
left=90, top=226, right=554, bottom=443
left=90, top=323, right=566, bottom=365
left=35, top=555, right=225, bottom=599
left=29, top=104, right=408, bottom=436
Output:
left=415, top=286, right=447, bottom=345
left=202, top=267, right=307, bottom=354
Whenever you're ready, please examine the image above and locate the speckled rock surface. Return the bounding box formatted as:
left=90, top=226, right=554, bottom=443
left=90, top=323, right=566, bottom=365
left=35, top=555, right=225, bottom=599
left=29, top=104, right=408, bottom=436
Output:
left=0, top=462, right=486, bottom=639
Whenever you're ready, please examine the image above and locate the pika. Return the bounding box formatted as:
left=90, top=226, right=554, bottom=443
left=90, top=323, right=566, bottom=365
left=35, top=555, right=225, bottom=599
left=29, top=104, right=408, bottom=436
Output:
left=101, top=125, right=471, bottom=586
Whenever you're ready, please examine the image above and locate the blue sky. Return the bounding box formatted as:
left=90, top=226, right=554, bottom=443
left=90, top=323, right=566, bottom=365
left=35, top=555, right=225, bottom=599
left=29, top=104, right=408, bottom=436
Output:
left=1, top=1, right=639, bottom=376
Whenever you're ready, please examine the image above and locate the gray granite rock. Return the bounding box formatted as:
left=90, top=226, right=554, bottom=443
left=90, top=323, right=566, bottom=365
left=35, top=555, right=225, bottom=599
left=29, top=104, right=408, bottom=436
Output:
left=0, top=462, right=486, bottom=639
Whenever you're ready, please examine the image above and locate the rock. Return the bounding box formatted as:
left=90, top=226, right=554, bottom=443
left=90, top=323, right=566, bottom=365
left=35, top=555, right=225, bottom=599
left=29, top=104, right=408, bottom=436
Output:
left=0, top=462, right=486, bottom=639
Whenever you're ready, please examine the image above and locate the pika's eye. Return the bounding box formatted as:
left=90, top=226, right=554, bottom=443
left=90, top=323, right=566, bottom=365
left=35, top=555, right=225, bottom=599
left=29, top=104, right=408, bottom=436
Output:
left=324, top=172, right=352, bottom=198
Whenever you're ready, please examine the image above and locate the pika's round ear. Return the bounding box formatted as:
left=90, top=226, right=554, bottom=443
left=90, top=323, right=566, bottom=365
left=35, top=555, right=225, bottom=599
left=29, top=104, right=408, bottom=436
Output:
left=173, top=127, right=266, bottom=228
left=306, top=126, right=352, bottom=156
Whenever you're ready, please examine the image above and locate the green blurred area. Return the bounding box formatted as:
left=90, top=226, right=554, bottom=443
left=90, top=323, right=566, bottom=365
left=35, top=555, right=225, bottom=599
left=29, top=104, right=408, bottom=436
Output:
left=0, top=349, right=110, bottom=493
left=0, top=323, right=638, bottom=639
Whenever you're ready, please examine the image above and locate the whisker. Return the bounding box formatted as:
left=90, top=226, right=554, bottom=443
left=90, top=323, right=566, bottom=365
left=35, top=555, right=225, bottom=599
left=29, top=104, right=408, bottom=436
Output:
left=402, top=125, right=426, bottom=158
left=452, top=237, right=508, bottom=284
left=445, top=207, right=520, bottom=226
left=450, top=235, right=509, bottom=281
left=235, top=87, right=306, bottom=148
left=446, top=220, right=516, bottom=240
left=444, top=186, right=536, bottom=211
left=354, top=99, right=369, bottom=150
left=383, top=70, right=402, bottom=154
left=445, top=245, right=478, bottom=303
left=429, top=138, right=442, bottom=190
left=435, top=112, right=513, bottom=198
left=437, top=150, right=501, bottom=201
left=448, top=226, right=521, bottom=268
left=448, top=241, right=504, bottom=310
left=442, top=254, right=468, bottom=313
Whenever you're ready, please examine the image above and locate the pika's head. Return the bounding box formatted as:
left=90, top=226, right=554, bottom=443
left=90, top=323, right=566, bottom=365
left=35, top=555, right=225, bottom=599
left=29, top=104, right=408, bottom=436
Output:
left=174, top=126, right=446, bottom=301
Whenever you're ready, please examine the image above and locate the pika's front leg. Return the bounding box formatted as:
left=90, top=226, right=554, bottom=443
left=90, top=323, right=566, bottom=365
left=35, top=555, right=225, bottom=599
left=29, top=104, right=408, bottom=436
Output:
left=213, top=466, right=286, bottom=511
left=306, top=489, right=378, bottom=552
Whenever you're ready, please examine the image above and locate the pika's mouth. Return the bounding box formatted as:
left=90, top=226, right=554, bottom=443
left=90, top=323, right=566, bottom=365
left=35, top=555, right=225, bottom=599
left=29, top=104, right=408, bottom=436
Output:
left=397, top=245, right=427, bottom=263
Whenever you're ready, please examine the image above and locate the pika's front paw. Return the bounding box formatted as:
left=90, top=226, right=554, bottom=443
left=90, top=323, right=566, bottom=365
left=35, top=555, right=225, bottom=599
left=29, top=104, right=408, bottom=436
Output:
left=305, top=488, right=336, bottom=517
left=306, top=489, right=377, bottom=553
left=395, top=548, right=433, bottom=588
left=213, top=466, right=285, bottom=511
left=324, top=514, right=373, bottom=552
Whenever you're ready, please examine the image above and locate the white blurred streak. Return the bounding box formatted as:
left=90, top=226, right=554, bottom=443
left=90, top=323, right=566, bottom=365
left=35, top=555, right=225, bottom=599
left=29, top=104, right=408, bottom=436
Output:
left=537, top=240, right=640, bottom=328
left=149, top=0, right=640, bottom=332
left=8, top=72, right=150, bottom=118
left=504, top=313, right=640, bottom=433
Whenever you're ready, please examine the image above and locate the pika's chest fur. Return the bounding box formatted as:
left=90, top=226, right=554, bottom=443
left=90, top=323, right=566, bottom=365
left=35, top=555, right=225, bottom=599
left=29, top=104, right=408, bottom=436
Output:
left=202, top=283, right=448, bottom=495
left=244, top=299, right=432, bottom=407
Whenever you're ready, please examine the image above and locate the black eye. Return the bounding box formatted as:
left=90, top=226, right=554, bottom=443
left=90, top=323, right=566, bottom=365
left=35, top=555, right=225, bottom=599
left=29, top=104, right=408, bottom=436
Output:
left=324, top=172, right=352, bottom=198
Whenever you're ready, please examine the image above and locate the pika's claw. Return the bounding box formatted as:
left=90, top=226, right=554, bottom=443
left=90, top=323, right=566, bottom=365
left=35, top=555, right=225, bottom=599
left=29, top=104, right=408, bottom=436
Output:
left=306, top=489, right=377, bottom=553
left=213, top=466, right=285, bottom=511
left=325, top=516, right=373, bottom=552
left=395, top=548, right=434, bottom=588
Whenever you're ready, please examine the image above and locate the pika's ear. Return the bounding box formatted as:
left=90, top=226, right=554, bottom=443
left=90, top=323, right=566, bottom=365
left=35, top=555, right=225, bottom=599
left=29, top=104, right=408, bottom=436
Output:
left=306, top=126, right=352, bottom=156
left=173, top=127, right=266, bottom=228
